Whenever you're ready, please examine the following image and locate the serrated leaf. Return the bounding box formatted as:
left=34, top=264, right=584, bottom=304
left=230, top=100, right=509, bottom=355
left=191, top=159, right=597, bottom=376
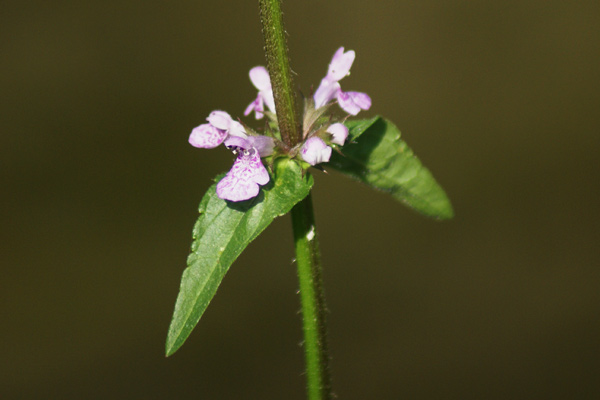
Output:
left=327, top=116, right=453, bottom=219
left=166, top=159, right=313, bottom=356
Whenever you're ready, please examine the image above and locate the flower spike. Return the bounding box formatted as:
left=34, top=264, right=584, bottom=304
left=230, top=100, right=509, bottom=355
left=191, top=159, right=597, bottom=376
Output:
left=189, top=46, right=373, bottom=200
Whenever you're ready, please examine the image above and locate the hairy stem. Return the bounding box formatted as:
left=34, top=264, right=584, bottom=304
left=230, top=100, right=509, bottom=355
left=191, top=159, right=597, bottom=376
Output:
left=258, top=0, right=302, bottom=147
left=291, top=193, right=332, bottom=400
left=258, top=2, right=331, bottom=398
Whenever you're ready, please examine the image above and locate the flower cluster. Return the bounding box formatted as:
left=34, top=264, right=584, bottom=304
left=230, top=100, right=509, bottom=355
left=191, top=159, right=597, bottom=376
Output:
left=189, top=47, right=371, bottom=202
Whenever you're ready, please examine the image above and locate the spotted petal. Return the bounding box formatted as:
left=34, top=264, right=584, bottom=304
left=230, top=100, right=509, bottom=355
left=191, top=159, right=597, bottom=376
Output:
left=189, top=124, right=227, bottom=148
left=216, top=149, right=270, bottom=202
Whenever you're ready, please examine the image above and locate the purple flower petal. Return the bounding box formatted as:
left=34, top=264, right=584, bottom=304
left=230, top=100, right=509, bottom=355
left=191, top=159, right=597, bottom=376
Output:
left=189, top=123, right=227, bottom=148
left=262, top=90, right=276, bottom=115
left=207, top=110, right=233, bottom=130
left=223, top=135, right=251, bottom=151
left=337, top=91, right=372, bottom=116
left=228, top=120, right=247, bottom=138
left=206, top=110, right=247, bottom=138
left=314, top=78, right=341, bottom=109
left=246, top=66, right=276, bottom=118
left=251, top=68, right=276, bottom=113
left=301, top=137, right=332, bottom=166
left=314, top=47, right=372, bottom=113
left=328, top=47, right=355, bottom=81
left=246, top=135, right=275, bottom=157
left=244, top=97, right=264, bottom=119
left=327, top=123, right=349, bottom=145
left=224, top=135, right=274, bottom=157
left=346, top=91, right=372, bottom=110
left=216, top=149, right=270, bottom=202
left=249, top=66, right=271, bottom=91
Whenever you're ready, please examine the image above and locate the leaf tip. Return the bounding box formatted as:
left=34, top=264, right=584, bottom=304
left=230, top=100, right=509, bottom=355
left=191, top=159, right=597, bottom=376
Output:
left=165, top=337, right=180, bottom=357
left=426, top=194, right=454, bottom=220
left=436, top=205, right=455, bottom=220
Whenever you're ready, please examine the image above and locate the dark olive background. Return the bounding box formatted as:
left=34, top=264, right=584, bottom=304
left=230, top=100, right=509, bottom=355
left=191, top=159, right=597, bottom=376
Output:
left=2, top=1, right=599, bottom=399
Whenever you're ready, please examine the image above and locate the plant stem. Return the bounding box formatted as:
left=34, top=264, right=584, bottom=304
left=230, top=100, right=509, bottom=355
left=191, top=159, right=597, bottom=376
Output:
left=291, top=193, right=332, bottom=400
left=257, top=2, right=331, bottom=398
left=258, top=0, right=302, bottom=147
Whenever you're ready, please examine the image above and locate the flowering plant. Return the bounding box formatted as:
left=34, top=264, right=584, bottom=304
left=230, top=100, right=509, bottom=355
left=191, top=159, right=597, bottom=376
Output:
left=187, top=47, right=371, bottom=202
left=166, top=1, right=452, bottom=398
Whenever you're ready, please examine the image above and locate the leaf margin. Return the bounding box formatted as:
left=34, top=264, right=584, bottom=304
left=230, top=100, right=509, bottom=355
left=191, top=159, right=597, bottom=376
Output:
left=166, top=158, right=313, bottom=356
left=328, top=116, right=454, bottom=220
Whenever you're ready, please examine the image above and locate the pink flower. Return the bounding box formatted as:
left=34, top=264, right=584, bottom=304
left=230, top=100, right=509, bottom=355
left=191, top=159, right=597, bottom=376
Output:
left=217, top=136, right=270, bottom=201
left=313, top=47, right=372, bottom=116
left=189, top=110, right=273, bottom=202
left=189, top=111, right=246, bottom=148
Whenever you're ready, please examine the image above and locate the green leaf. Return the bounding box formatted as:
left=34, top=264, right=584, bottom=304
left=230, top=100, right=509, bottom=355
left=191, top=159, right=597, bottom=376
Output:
left=327, top=116, right=454, bottom=219
left=166, top=159, right=313, bottom=356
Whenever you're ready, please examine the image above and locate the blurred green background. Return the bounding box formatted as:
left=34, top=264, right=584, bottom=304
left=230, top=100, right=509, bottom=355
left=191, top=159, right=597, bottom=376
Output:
left=2, top=0, right=599, bottom=398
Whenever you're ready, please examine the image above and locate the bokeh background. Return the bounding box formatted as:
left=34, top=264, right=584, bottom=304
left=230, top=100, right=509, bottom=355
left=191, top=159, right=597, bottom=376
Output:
left=2, top=1, right=599, bottom=398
